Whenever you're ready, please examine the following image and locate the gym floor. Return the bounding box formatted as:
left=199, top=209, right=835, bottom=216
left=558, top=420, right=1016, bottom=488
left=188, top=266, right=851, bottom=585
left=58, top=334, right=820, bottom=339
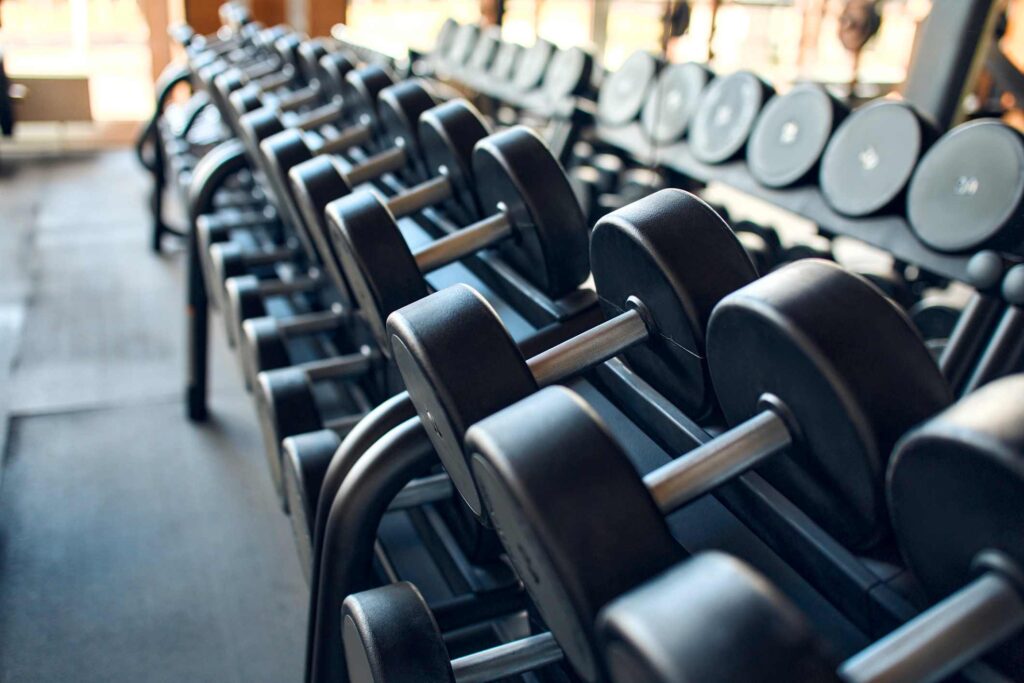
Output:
left=0, top=152, right=307, bottom=682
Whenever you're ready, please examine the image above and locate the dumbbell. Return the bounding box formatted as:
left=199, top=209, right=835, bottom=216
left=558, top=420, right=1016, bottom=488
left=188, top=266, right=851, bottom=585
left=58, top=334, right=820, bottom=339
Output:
left=510, top=38, right=556, bottom=94
left=254, top=125, right=589, bottom=499
left=640, top=61, right=712, bottom=145
left=747, top=83, right=848, bottom=188
left=962, top=264, right=1024, bottom=393
left=464, top=259, right=952, bottom=681
left=597, top=51, right=660, bottom=129
left=254, top=344, right=382, bottom=506
left=600, top=375, right=1024, bottom=683
left=218, top=79, right=440, bottom=349
left=689, top=70, right=774, bottom=164
left=386, top=190, right=758, bottom=519
left=327, top=125, right=590, bottom=349
left=820, top=99, right=937, bottom=217
left=343, top=581, right=564, bottom=683
left=240, top=100, right=492, bottom=384
left=907, top=118, right=1024, bottom=253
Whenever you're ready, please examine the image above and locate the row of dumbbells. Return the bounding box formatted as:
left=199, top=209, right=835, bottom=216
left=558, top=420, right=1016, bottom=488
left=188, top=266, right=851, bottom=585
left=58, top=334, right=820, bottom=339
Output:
left=167, top=10, right=1024, bottom=683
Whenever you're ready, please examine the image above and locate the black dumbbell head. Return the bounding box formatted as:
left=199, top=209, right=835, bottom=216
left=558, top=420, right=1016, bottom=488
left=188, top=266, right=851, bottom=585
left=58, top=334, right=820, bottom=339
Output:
left=376, top=80, right=437, bottom=154
left=591, top=189, right=757, bottom=419
left=820, top=100, right=934, bottom=217
left=707, top=260, right=953, bottom=548
left=598, top=553, right=839, bottom=683
left=238, top=105, right=285, bottom=149
left=256, top=367, right=324, bottom=505
left=343, top=582, right=453, bottom=683
left=514, top=39, right=556, bottom=92
left=908, top=119, right=1024, bottom=253
left=640, top=62, right=712, bottom=145
left=543, top=46, right=594, bottom=100
left=318, top=51, right=357, bottom=96
left=433, top=17, right=459, bottom=59
left=388, top=285, right=538, bottom=517
left=472, top=126, right=589, bottom=298
left=419, top=99, right=491, bottom=221
left=342, top=65, right=395, bottom=127
left=467, top=385, right=685, bottom=683
left=598, top=50, right=660, bottom=127
left=888, top=374, right=1024, bottom=600
left=297, top=39, right=329, bottom=85
left=747, top=83, right=846, bottom=188
left=689, top=70, right=773, bottom=164
left=328, top=191, right=429, bottom=348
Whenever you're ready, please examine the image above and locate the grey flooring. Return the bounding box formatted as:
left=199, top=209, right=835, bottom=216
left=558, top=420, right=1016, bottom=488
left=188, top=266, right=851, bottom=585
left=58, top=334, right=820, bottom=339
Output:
left=0, top=151, right=307, bottom=682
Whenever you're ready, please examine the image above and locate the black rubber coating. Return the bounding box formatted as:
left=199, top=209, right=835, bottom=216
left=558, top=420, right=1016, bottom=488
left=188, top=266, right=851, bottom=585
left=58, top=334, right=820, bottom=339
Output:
left=327, top=192, right=429, bottom=349
left=245, top=316, right=292, bottom=372
left=908, top=119, right=1024, bottom=253
left=419, top=99, right=491, bottom=221
left=388, top=285, right=538, bottom=518
left=468, top=386, right=685, bottom=683
left=819, top=100, right=935, bottom=217
left=689, top=70, right=773, bottom=163
left=319, top=51, right=357, bottom=97
left=491, top=41, right=523, bottom=82
left=888, top=375, right=1024, bottom=599
left=591, top=189, right=758, bottom=420
left=598, top=553, right=839, bottom=683
left=342, top=582, right=453, bottom=683
left=257, top=367, right=324, bottom=504
left=708, top=260, right=953, bottom=549
left=298, top=40, right=329, bottom=85
left=472, top=126, right=589, bottom=298
left=640, top=62, right=712, bottom=145
left=598, top=51, right=660, bottom=127
left=343, top=65, right=395, bottom=129
left=446, top=23, right=480, bottom=69
left=467, top=28, right=501, bottom=74
left=747, top=83, right=846, bottom=188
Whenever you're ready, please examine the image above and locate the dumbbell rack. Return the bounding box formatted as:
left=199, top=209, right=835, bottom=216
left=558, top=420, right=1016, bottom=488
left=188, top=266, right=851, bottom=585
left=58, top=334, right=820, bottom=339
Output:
left=179, top=97, right=1015, bottom=683
left=596, top=121, right=1024, bottom=282
left=156, top=23, right=1024, bottom=679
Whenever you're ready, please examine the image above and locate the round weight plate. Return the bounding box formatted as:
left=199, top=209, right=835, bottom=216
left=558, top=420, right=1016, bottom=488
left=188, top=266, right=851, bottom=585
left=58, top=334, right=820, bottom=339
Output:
left=433, top=18, right=459, bottom=58
left=472, top=127, right=588, bottom=297
left=908, top=120, right=1024, bottom=253
left=274, top=34, right=304, bottom=77
left=282, top=430, right=342, bottom=582
left=419, top=99, right=491, bottom=222
left=640, top=62, right=712, bottom=145
left=342, top=583, right=453, bottom=683
left=298, top=40, right=329, bottom=85
left=707, top=260, right=953, bottom=549
left=289, top=156, right=356, bottom=307
left=513, top=39, right=556, bottom=92
left=446, top=23, right=480, bottom=69
left=748, top=84, right=843, bottom=188
left=888, top=375, right=1024, bottom=599
left=342, top=65, right=394, bottom=128
left=327, top=192, right=429, bottom=349
left=598, top=51, right=659, bottom=127
left=591, top=189, right=757, bottom=420
left=256, top=367, right=323, bottom=505
left=238, top=106, right=284, bottom=150
left=491, top=41, right=523, bottom=83
left=599, top=554, right=839, bottom=683
left=467, top=27, right=501, bottom=75
left=318, top=52, right=357, bottom=98
left=376, top=80, right=436, bottom=162
left=388, top=285, right=538, bottom=518
left=543, top=46, right=594, bottom=100
left=468, top=386, right=685, bottom=683
left=689, top=71, right=771, bottom=164
left=242, top=317, right=291, bottom=381
left=819, top=100, right=930, bottom=217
